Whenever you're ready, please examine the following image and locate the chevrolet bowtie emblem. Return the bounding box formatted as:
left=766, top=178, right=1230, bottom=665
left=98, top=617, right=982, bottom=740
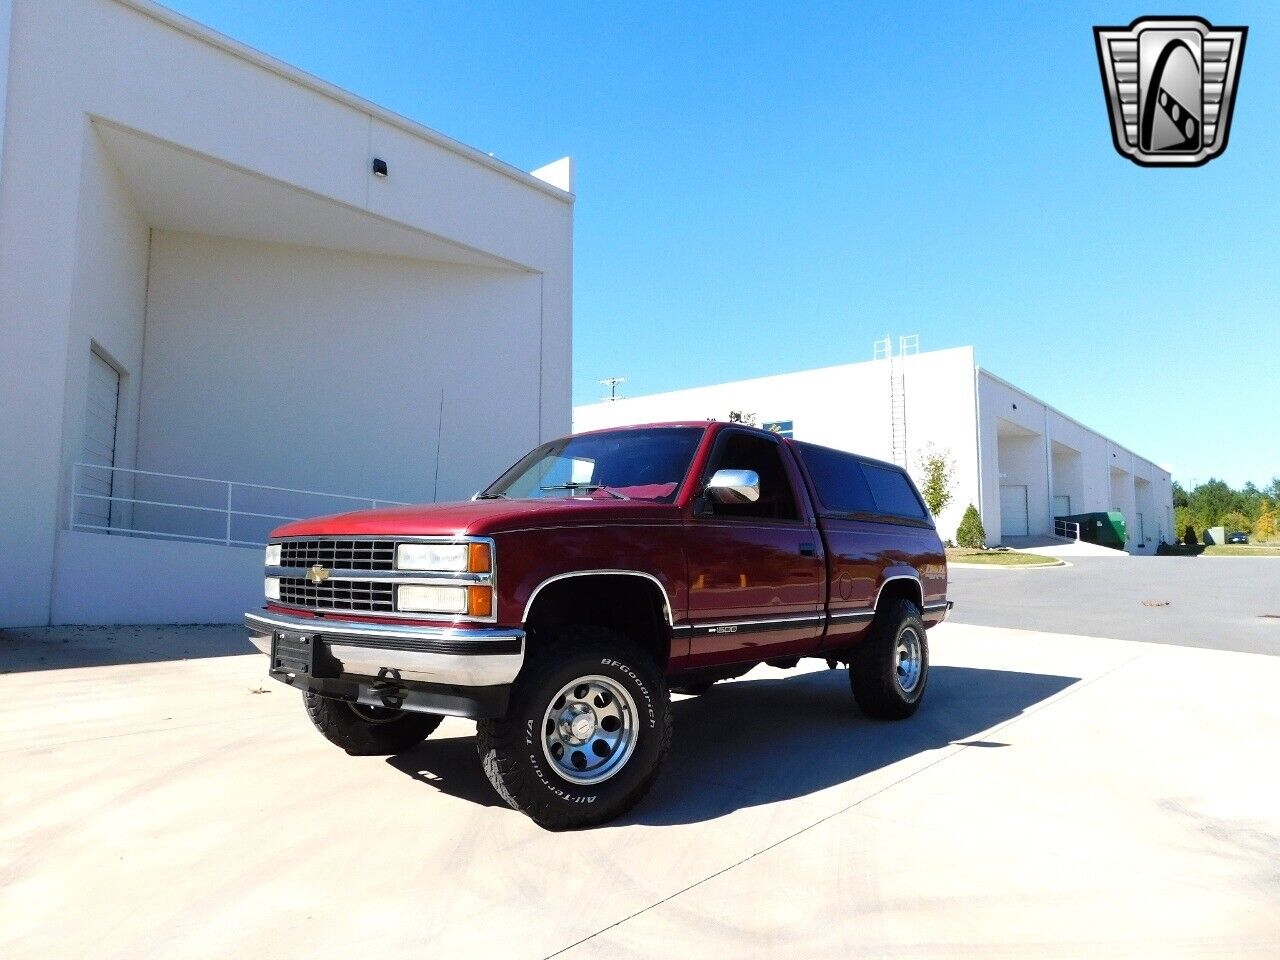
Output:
left=306, top=564, right=330, bottom=584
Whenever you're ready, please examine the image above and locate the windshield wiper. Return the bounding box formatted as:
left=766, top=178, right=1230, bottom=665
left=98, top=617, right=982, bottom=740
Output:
left=539, top=483, right=630, bottom=500
left=475, top=492, right=508, bottom=500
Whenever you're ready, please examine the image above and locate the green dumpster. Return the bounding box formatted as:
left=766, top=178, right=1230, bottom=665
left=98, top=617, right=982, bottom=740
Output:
left=1056, top=512, right=1127, bottom=549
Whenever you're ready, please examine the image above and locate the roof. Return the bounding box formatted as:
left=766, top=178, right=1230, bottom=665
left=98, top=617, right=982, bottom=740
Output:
left=114, top=0, right=574, bottom=204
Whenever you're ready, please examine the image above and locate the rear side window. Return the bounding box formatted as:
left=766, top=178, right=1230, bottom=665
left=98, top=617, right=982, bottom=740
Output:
left=794, top=443, right=875, bottom=514
left=861, top=462, right=928, bottom=520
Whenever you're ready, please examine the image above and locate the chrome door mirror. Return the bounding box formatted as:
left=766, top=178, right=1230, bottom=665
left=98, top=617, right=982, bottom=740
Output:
left=705, top=469, right=760, bottom=504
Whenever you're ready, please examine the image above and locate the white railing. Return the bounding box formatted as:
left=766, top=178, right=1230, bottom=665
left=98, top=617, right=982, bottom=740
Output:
left=69, top=462, right=407, bottom=548
left=1054, top=518, right=1081, bottom=541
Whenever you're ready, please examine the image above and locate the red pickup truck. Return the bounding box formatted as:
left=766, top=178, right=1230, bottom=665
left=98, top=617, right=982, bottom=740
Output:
left=247, top=422, right=950, bottom=829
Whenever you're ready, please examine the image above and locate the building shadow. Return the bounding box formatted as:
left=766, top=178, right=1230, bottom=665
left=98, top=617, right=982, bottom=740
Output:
left=381, top=665, right=1078, bottom=825
left=0, top=624, right=251, bottom=673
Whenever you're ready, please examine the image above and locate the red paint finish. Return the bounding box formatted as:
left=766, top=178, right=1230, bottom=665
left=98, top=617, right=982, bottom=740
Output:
left=267, top=421, right=948, bottom=678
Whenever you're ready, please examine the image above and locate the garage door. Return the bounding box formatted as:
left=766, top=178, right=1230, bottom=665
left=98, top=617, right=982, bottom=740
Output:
left=80, top=350, right=121, bottom=529
left=1000, top=484, right=1029, bottom=537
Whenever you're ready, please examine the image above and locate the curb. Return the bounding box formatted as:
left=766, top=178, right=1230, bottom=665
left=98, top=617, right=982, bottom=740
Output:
left=948, top=558, right=1071, bottom=570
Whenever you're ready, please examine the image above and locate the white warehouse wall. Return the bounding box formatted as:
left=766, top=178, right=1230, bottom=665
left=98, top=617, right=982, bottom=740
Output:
left=137, top=231, right=546, bottom=507
left=0, top=0, right=573, bottom=627
left=577, top=349, right=1170, bottom=551
left=0, top=0, right=11, bottom=193
left=977, top=370, right=1172, bottom=552
left=575, top=347, right=981, bottom=540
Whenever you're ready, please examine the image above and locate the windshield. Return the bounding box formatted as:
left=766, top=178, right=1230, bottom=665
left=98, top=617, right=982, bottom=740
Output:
left=481, top=427, right=705, bottom=502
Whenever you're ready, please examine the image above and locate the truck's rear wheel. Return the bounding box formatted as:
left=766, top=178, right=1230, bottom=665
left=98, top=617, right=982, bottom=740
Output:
left=477, top=627, right=672, bottom=830
left=849, top=598, right=929, bottom=720
left=304, top=692, right=443, bottom=755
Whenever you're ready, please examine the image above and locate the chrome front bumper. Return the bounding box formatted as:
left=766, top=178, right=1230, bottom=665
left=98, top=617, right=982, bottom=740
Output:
left=245, top=609, right=525, bottom=688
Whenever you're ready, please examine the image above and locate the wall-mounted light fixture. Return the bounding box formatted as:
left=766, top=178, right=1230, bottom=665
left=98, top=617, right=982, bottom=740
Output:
left=372, top=158, right=388, bottom=177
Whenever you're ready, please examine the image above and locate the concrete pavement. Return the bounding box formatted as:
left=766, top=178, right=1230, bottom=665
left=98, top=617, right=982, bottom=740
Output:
left=951, top=556, right=1280, bottom=656
left=2, top=622, right=1278, bottom=959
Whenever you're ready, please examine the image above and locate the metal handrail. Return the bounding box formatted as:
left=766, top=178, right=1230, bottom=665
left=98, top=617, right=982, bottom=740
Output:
left=1054, top=518, right=1081, bottom=541
left=70, top=462, right=408, bottom=548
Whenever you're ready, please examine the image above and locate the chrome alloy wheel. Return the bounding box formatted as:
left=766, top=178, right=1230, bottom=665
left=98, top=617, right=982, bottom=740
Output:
left=895, top=626, right=923, bottom=694
left=540, top=675, right=638, bottom=785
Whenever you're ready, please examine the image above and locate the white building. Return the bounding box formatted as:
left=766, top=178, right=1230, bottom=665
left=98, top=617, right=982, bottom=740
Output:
left=0, top=0, right=574, bottom=627
left=575, top=345, right=1173, bottom=553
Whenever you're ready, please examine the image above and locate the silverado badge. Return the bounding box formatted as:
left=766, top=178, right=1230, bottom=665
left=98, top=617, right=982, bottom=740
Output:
left=306, top=564, right=330, bottom=584
left=1094, top=16, right=1246, bottom=167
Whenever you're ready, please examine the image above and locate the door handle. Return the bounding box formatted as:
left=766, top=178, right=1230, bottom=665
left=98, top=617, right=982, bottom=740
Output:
left=798, top=542, right=816, bottom=557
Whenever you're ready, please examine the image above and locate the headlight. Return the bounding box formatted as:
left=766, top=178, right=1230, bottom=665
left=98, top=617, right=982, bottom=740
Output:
left=265, top=577, right=281, bottom=601
left=397, top=584, right=469, bottom=614
left=396, top=543, right=469, bottom=571
left=265, top=544, right=282, bottom=567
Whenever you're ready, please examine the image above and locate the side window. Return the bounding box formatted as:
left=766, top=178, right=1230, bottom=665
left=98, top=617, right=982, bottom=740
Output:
left=794, top=443, right=876, bottom=515
left=861, top=462, right=929, bottom=520
left=704, top=433, right=800, bottom=521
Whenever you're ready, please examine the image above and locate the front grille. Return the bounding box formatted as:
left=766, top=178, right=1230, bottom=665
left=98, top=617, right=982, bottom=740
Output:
left=277, top=577, right=395, bottom=613
left=278, top=539, right=396, bottom=571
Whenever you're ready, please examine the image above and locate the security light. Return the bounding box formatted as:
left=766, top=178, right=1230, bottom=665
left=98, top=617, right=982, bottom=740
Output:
left=372, top=157, right=388, bottom=177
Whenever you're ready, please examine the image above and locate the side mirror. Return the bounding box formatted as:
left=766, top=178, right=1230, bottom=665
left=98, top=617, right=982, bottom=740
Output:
left=705, top=469, right=760, bottom=504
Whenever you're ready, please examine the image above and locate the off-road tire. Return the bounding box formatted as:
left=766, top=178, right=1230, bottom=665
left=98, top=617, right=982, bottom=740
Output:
left=849, top=598, right=929, bottom=720
left=305, top=692, right=443, bottom=755
left=477, top=627, right=672, bottom=830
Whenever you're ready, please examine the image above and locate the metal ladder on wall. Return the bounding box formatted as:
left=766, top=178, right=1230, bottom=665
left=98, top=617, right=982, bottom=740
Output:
left=874, top=334, right=918, bottom=468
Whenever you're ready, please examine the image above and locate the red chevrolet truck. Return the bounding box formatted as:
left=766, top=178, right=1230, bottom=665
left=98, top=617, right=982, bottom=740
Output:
left=247, top=421, right=950, bottom=829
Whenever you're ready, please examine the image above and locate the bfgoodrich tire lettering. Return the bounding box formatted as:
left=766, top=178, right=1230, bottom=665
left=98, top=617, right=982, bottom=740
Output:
left=305, top=692, right=443, bottom=755
left=477, top=627, right=672, bottom=830
left=849, top=598, right=929, bottom=720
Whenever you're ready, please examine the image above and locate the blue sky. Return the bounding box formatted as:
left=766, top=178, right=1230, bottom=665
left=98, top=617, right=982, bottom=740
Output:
left=163, top=1, right=1278, bottom=488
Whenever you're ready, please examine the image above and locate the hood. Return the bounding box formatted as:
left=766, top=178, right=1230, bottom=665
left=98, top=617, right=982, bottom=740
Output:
left=271, top=496, right=682, bottom=539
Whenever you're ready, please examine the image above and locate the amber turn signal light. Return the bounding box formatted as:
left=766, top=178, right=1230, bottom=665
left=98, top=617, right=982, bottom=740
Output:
left=468, top=585, right=493, bottom=619
left=468, top=542, right=492, bottom=573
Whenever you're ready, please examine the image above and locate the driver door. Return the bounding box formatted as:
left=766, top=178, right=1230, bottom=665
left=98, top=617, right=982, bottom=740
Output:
left=682, top=430, right=825, bottom=669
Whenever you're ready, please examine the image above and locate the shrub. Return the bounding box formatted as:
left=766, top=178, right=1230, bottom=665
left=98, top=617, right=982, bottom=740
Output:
left=956, top=503, right=986, bottom=549
left=1183, top=524, right=1198, bottom=546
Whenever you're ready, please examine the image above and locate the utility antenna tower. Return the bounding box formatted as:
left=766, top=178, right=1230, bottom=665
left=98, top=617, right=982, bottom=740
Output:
left=874, top=335, right=918, bottom=467
left=599, top=376, right=627, bottom=402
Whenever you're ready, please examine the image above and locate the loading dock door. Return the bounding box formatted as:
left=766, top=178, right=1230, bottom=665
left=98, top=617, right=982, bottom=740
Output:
left=1053, top=495, right=1071, bottom=517
left=1000, top=484, right=1029, bottom=537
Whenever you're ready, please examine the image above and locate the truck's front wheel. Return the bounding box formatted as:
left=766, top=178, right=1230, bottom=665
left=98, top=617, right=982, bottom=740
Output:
left=477, top=627, right=672, bottom=830
left=849, top=599, right=929, bottom=720
left=304, top=692, right=443, bottom=755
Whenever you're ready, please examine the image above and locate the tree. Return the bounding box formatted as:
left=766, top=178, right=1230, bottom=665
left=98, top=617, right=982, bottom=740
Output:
left=1183, top=524, right=1198, bottom=546
left=1255, top=506, right=1277, bottom=543
left=915, top=444, right=955, bottom=519
left=1221, top=511, right=1251, bottom=535
left=956, top=503, right=986, bottom=549
left=1172, top=481, right=1189, bottom=509
left=1174, top=506, right=1196, bottom=543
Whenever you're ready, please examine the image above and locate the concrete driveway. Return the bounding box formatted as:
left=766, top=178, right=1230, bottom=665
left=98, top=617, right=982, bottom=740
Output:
left=3, top=620, right=1278, bottom=959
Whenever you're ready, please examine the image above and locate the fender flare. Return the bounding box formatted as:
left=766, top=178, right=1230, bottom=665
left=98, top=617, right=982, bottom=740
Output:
left=521, top=569, right=674, bottom=626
